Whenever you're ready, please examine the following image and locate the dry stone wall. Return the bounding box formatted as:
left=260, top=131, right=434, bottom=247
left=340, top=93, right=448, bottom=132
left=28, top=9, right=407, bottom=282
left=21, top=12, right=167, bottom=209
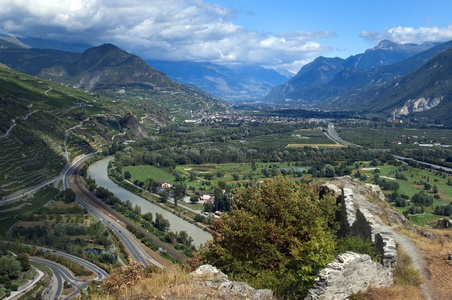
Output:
left=322, top=176, right=397, bottom=267
left=305, top=252, right=393, bottom=300
left=191, top=264, right=274, bottom=300
left=306, top=176, right=398, bottom=299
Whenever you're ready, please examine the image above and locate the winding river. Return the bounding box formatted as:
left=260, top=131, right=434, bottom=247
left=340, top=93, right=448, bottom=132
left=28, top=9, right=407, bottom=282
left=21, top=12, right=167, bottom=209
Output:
left=87, top=157, right=212, bottom=247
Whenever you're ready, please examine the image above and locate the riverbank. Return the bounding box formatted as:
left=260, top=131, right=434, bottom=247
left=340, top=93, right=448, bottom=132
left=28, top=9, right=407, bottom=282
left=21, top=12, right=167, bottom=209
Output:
left=86, top=157, right=212, bottom=248
left=110, top=176, right=213, bottom=234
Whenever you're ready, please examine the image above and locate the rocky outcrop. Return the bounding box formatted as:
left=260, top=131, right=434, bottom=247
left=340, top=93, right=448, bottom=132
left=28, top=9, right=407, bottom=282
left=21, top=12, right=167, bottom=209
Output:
left=393, top=96, right=443, bottom=116
left=307, top=177, right=399, bottom=299
left=191, top=265, right=274, bottom=300
left=322, top=176, right=398, bottom=267
left=305, top=252, right=393, bottom=300
left=435, top=218, right=452, bottom=229
left=119, top=113, right=148, bottom=139
left=375, top=232, right=397, bottom=268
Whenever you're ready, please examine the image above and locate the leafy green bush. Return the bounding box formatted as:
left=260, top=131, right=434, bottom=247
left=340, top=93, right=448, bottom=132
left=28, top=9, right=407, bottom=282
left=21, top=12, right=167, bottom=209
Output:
left=336, top=235, right=380, bottom=261
left=196, top=175, right=339, bottom=299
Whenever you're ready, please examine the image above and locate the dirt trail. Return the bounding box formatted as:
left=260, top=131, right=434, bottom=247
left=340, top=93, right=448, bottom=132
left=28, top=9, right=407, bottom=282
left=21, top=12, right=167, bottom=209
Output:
left=382, top=224, right=433, bottom=300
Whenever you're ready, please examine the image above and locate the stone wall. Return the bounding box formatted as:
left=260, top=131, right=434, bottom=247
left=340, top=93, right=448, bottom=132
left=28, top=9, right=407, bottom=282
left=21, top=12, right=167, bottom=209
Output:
left=306, top=176, right=397, bottom=299
left=305, top=252, right=393, bottom=300
left=191, top=264, right=274, bottom=300
left=322, top=176, right=397, bottom=267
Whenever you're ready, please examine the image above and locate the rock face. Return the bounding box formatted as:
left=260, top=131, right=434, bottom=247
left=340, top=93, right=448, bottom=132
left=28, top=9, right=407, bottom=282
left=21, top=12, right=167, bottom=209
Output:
left=305, top=252, right=393, bottom=300
left=321, top=176, right=398, bottom=267
left=435, top=218, right=452, bottom=229
left=306, top=176, right=399, bottom=299
left=191, top=265, right=274, bottom=300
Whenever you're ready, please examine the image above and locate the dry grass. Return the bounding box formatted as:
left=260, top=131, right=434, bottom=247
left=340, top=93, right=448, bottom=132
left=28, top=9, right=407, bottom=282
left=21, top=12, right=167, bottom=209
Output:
left=395, top=226, right=452, bottom=300
left=90, top=264, right=228, bottom=300
left=287, top=143, right=344, bottom=148
left=392, top=244, right=423, bottom=287
left=351, top=285, right=423, bottom=300
left=351, top=242, right=424, bottom=300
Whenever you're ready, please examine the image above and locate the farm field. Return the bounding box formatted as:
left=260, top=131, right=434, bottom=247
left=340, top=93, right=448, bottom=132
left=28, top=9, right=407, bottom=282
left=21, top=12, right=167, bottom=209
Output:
left=359, top=163, right=452, bottom=226
left=124, top=161, right=308, bottom=193
left=337, top=125, right=452, bottom=149
left=123, top=165, right=176, bottom=183
left=228, top=127, right=333, bottom=148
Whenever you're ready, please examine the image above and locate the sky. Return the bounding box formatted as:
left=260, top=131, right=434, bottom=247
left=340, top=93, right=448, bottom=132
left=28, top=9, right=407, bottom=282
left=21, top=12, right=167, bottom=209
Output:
left=1, top=0, right=452, bottom=74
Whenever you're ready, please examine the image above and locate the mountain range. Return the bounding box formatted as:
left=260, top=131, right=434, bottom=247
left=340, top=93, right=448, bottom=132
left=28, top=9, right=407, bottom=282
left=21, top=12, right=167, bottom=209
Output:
left=0, top=35, right=288, bottom=102
left=331, top=48, right=452, bottom=120
left=1, top=36, right=452, bottom=124
left=262, top=40, right=446, bottom=105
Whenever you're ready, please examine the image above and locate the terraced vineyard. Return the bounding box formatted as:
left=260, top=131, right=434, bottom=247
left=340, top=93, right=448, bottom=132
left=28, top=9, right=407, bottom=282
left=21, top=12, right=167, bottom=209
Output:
left=0, top=68, right=132, bottom=198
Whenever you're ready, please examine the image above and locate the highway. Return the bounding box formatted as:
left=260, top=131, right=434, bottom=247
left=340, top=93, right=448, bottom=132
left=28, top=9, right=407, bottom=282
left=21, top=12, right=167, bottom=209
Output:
left=64, top=155, right=166, bottom=268
left=326, top=122, right=358, bottom=147
left=7, top=243, right=109, bottom=300
left=29, top=245, right=109, bottom=280
left=30, top=257, right=86, bottom=300
left=327, top=122, right=452, bottom=173
left=392, top=154, right=452, bottom=173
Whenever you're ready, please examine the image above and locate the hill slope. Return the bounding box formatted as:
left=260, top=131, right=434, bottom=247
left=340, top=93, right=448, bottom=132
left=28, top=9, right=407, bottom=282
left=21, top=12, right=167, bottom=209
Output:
left=0, top=67, right=145, bottom=197
left=0, top=44, right=228, bottom=119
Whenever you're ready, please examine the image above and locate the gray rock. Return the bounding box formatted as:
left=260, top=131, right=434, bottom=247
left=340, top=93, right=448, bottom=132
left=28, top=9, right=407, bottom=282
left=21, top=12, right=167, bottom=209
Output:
left=305, top=252, right=393, bottom=300
left=322, top=177, right=398, bottom=268
left=191, top=264, right=274, bottom=300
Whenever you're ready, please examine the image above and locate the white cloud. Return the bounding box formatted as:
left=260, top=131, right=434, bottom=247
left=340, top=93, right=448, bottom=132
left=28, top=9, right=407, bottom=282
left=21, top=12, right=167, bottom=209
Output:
left=0, top=0, right=334, bottom=72
left=360, top=25, right=452, bottom=44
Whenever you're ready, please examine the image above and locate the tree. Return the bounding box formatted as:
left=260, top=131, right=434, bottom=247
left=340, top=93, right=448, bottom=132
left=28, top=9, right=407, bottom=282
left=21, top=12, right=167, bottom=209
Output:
left=16, top=253, right=30, bottom=272
left=0, top=256, right=21, bottom=281
left=154, top=213, right=170, bottom=232
left=412, top=190, right=434, bottom=207
left=190, top=194, right=199, bottom=204
left=195, top=175, right=338, bottom=298
left=159, top=190, right=169, bottom=203
left=189, top=172, right=197, bottom=181
left=134, top=204, right=141, bottom=215
left=433, top=184, right=439, bottom=194
left=324, top=164, right=335, bottom=177
left=124, top=171, right=131, bottom=180
left=59, top=188, right=75, bottom=203
left=142, top=212, right=153, bottom=223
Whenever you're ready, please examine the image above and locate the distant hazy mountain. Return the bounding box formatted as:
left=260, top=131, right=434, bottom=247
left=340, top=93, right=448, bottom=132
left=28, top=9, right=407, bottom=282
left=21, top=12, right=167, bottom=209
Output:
left=146, top=60, right=289, bottom=102
left=343, top=39, right=437, bottom=69
left=18, top=37, right=92, bottom=53
left=263, top=40, right=442, bottom=105
left=1, top=35, right=288, bottom=102
left=0, top=43, right=228, bottom=115
left=0, top=35, right=31, bottom=49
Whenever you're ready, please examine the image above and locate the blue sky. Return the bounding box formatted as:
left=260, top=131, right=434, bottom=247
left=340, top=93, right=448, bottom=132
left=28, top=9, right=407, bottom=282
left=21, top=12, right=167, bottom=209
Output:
left=1, top=0, right=452, bottom=74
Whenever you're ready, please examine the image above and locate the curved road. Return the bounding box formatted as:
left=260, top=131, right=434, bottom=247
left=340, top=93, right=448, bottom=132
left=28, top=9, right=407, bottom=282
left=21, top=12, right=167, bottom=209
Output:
left=30, top=257, right=86, bottom=300
left=30, top=245, right=109, bottom=280
left=64, top=156, right=167, bottom=268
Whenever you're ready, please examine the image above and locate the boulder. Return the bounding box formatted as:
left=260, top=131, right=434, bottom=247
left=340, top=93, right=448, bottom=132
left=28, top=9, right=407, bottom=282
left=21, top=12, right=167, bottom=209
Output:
left=305, top=252, right=393, bottom=300
left=191, top=265, right=274, bottom=300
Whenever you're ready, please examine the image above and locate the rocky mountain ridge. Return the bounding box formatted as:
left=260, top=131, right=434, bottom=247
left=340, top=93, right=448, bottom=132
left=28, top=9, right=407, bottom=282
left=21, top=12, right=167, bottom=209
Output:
left=262, top=40, right=452, bottom=112
left=330, top=48, right=452, bottom=123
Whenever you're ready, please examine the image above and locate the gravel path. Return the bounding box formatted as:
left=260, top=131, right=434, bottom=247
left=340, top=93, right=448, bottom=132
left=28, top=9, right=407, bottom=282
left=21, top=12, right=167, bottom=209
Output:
left=382, top=224, right=433, bottom=300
